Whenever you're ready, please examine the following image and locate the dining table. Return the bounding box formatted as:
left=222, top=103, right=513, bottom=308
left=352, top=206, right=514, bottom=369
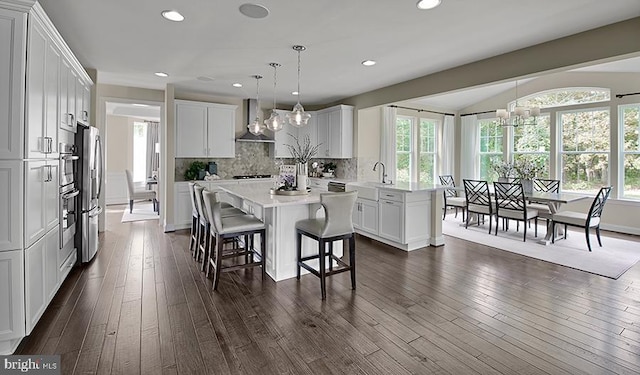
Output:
left=446, top=186, right=590, bottom=245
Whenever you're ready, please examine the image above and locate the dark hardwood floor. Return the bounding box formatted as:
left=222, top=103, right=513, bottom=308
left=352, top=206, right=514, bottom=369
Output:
left=15, top=205, right=640, bottom=374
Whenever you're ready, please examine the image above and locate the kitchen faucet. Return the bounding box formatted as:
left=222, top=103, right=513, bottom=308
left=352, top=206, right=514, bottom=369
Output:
left=373, top=161, right=389, bottom=184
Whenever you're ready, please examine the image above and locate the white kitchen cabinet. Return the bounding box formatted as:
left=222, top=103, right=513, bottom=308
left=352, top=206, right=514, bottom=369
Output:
left=297, top=114, right=317, bottom=152
left=0, top=8, right=26, bottom=160
left=59, top=58, right=74, bottom=131
left=316, top=111, right=329, bottom=158
left=81, top=79, right=91, bottom=123
left=25, top=14, right=58, bottom=159
left=378, top=198, right=404, bottom=242
left=316, top=105, right=353, bottom=159
left=0, top=161, right=22, bottom=252
left=0, top=249, right=25, bottom=343
left=352, top=198, right=378, bottom=235
left=175, top=100, right=236, bottom=158
left=174, top=182, right=194, bottom=229
left=272, top=110, right=298, bottom=158
left=24, top=226, right=58, bottom=334
left=76, top=78, right=90, bottom=123
left=24, top=160, right=59, bottom=248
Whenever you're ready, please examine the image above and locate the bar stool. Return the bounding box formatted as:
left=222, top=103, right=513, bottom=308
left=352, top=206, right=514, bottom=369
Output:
left=187, top=183, right=200, bottom=257
left=295, top=191, right=357, bottom=300
left=202, top=190, right=266, bottom=290
left=193, top=186, right=244, bottom=272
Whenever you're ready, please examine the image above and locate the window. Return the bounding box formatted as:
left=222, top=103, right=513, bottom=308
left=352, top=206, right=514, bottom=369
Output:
left=560, top=108, right=610, bottom=193
left=132, top=121, right=147, bottom=182
left=517, top=87, right=610, bottom=109
left=478, top=119, right=503, bottom=181
left=512, top=114, right=551, bottom=178
left=621, top=104, right=640, bottom=199
left=395, top=115, right=439, bottom=183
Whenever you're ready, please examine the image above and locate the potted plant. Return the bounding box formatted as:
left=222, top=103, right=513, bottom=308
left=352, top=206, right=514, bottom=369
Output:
left=185, top=161, right=206, bottom=180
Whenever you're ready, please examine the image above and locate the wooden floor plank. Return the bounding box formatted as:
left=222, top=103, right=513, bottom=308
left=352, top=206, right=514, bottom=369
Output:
left=14, top=205, right=640, bottom=375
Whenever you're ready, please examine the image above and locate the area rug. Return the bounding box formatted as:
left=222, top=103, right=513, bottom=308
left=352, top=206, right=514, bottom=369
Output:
left=441, top=219, right=640, bottom=279
left=121, top=201, right=159, bottom=223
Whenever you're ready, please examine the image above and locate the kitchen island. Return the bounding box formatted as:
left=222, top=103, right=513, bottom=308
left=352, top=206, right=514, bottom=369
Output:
left=218, top=181, right=342, bottom=282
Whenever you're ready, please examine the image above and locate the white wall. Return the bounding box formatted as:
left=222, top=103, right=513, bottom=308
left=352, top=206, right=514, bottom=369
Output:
left=105, top=114, right=133, bottom=205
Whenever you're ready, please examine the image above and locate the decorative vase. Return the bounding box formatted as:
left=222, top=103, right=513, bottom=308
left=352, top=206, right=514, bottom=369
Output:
left=521, top=179, right=533, bottom=194
left=498, top=177, right=510, bottom=183
left=296, top=162, right=308, bottom=190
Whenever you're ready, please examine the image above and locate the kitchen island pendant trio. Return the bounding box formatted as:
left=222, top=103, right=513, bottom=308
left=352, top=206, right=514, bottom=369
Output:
left=264, top=62, right=285, bottom=132
left=287, top=45, right=311, bottom=128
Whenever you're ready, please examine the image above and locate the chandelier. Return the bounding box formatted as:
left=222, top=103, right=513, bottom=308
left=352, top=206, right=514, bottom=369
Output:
left=495, top=81, right=540, bottom=127
left=287, top=45, right=311, bottom=127
left=247, top=75, right=266, bottom=135
left=264, top=63, right=285, bottom=132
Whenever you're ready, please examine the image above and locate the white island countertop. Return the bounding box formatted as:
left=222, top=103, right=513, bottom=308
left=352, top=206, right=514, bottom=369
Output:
left=218, top=181, right=323, bottom=208
left=347, top=181, right=443, bottom=192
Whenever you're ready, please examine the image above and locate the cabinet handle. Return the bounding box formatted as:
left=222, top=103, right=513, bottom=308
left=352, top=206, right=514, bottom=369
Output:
left=70, top=113, right=75, bottom=125
left=48, top=137, right=53, bottom=153
left=385, top=201, right=394, bottom=204
left=43, top=165, right=53, bottom=182
left=83, top=110, right=88, bottom=121
left=385, top=194, right=393, bottom=197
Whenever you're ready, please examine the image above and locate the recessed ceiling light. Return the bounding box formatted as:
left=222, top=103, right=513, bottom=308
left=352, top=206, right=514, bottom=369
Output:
left=362, top=60, right=376, bottom=66
left=239, top=3, right=269, bottom=19
left=154, top=72, right=168, bottom=77
left=292, top=91, right=299, bottom=96
left=416, top=0, right=441, bottom=10
left=161, top=10, right=184, bottom=22
left=232, top=83, right=243, bottom=88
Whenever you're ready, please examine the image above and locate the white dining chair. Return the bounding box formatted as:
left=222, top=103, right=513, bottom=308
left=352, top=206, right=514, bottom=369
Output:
left=125, top=169, right=157, bottom=213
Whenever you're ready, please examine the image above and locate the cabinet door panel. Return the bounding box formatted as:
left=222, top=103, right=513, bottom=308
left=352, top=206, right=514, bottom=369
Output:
left=0, top=249, right=25, bottom=341
left=25, top=160, right=46, bottom=247
left=67, top=69, right=77, bottom=128
left=59, top=59, right=70, bottom=130
left=207, top=106, right=235, bottom=157
left=25, top=16, right=46, bottom=158
left=361, top=200, right=378, bottom=234
left=44, top=42, right=59, bottom=156
left=44, top=162, right=59, bottom=231
left=175, top=102, right=207, bottom=157
left=0, top=9, right=26, bottom=159
left=328, top=110, right=341, bottom=158
left=82, top=82, right=91, bottom=122
left=316, top=112, right=329, bottom=158
left=378, top=199, right=403, bottom=242
left=0, top=161, right=22, bottom=251
left=24, top=236, right=45, bottom=334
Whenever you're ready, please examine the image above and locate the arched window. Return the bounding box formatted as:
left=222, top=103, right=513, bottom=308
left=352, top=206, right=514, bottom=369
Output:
left=509, top=87, right=610, bottom=110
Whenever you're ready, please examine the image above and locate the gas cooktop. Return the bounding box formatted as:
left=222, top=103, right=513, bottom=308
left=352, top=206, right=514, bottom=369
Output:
left=233, top=174, right=272, bottom=179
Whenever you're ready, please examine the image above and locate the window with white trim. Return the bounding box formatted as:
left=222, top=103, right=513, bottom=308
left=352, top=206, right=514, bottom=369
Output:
left=395, top=115, right=439, bottom=183
left=512, top=114, right=551, bottom=179
left=621, top=104, right=640, bottom=199
left=559, top=108, right=610, bottom=194
left=478, top=119, right=503, bottom=181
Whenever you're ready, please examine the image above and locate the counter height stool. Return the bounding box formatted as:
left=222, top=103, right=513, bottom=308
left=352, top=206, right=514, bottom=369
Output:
left=194, top=185, right=245, bottom=272
left=187, top=183, right=200, bottom=257
left=295, top=191, right=358, bottom=300
left=202, top=190, right=266, bottom=290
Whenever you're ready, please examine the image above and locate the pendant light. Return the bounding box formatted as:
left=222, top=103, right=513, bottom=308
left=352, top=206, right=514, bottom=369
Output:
left=264, top=63, right=285, bottom=132
left=287, top=45, right=311, bottom=127
left=247, top=75, right=266, bottom=135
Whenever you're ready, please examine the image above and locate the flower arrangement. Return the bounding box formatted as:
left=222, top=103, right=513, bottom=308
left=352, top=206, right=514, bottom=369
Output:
left=514, top=158, right=542, bottom=180
left=491, top=160, right=515, bottom=178
left=279, top=174, right=296, bottom=191
left=285, top=133, right=320, bottom=164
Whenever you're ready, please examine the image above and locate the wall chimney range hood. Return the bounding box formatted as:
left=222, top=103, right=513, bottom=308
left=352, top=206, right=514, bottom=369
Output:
left=236, top=99, right=275, bottom=143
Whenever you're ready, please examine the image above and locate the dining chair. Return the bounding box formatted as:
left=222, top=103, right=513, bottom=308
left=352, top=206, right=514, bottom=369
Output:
left=493, top=182, right=539, bottom=241
left=439, top=175, right=466, bottom=221
left=125, top=169, right=157, bottom=213
left=463, top=179, right=495, bottom=234
left=552, top=186, right=612, bottom=252
left=528, top=178, right=561, bottom=226
left=202, top=190, right=266, bottom=290
left=295, top=191, right=357, bottom=300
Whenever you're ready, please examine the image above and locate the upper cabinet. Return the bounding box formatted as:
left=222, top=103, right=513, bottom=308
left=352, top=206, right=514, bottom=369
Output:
left=316, top=105, right=353, bottom=159
left=0, top=8, right=26, bottom=160
left=25, top=14, right=58, bottom=159
left=175, top=100, right=236, bottom=158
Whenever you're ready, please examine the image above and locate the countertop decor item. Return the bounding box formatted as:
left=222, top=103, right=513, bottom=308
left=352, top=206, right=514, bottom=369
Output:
left=285, top=134, right=319, bottom=164
left=185, top=161, right=206, bottom=180
left=270, top=187, right=310, bottom=196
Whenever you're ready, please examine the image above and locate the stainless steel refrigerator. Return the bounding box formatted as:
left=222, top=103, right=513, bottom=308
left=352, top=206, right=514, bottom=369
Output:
left=75, top=122, right=103, bottom=263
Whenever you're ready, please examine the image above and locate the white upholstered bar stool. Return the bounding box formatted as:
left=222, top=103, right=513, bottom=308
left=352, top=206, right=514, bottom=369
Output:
left=295, top=191, right=358, bottom=300
left=193, top=185, right=244, bottom=272
left=202, top=190, right=266, bottom=290
left=187, top=182, right=200, bottom=257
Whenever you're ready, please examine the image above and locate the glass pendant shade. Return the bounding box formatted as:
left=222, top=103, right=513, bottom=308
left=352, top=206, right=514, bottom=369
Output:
left=246, top=74, right=265, bottom=135
left=288, top=45, right=311, bottom=127
left=265, top=62, right=284, bottom=132
left=265, top=110, right=284, bottom=131
left=287, top=102, right=311, bottom=127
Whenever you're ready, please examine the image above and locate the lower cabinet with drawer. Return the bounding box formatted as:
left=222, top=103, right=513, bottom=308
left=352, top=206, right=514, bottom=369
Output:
left=352, top=187, right=432, bottom=251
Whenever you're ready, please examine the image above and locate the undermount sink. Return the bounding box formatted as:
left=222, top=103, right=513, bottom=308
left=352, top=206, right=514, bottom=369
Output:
left=346, top=181, right=395, bottom=201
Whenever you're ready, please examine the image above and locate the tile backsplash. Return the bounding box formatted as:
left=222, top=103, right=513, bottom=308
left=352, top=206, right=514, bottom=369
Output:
left=175, top=142, right=357, bottom=180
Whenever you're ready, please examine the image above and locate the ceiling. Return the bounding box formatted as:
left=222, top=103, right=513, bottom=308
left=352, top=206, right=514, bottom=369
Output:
left=38, top=0, right=640, bottom=107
